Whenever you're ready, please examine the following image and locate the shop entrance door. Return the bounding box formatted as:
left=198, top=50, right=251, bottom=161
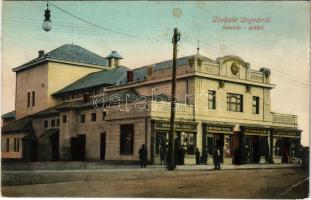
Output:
left=252, top=136, right=260, bottom=163
left=50, top=131, right=59, bottom=161
left=244, top=136, right=252, bottom=163
left=282, top=138, right=290, bottom=163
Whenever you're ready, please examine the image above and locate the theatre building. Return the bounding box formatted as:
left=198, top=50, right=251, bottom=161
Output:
left=2, top=44, right=302, bottom=165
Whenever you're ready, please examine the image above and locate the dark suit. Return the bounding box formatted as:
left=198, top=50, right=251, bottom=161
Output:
left=213, top=149, right=221, bottom=170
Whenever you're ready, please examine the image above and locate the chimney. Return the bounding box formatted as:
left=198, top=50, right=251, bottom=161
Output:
left=38, top=50, right=45, bottom=58
left=106, top=51, right=123, bottom=68
left=127, top=71, right=133, bottom=82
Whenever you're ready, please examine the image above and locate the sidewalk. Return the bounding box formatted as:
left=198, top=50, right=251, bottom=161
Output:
left=2, top=161, right=302, bottom=171
left=177, top=163, right=302, bottom=170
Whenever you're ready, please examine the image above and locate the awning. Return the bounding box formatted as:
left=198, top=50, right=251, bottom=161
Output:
left=40, top=129, right=58, bottom=138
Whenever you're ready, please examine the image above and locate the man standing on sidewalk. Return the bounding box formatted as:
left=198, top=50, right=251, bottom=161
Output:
left=195, top=148, right=200, bottom=165
left=138, top=144, right=148, bottom=168
left=213, top=148, right=221, bottom=170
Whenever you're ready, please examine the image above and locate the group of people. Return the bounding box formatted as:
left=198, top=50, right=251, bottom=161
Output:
left=160, top=145, right=200, bottom=166
left=138, top=144, right=222, bottom=170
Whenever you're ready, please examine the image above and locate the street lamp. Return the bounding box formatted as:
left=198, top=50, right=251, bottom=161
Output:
left=42, top=2, right=52, bottom=32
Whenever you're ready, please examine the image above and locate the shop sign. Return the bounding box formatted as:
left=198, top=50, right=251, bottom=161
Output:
left=155, top=121, right=197, bottom=132
left=274, top=131, right=299, bottom=137
left=207, top=125, right=233, bottom=133
left=245, top=128, right=268, bottom=135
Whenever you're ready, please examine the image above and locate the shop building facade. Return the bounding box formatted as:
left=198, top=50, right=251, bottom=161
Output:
left=2, top=44, right=301, bottom=164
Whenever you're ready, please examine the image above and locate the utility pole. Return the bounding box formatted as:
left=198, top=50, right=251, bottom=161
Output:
left=167, top=28, right=181, bottom=171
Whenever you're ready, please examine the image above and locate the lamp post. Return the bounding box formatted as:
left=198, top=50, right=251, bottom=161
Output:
left=42, top=2, right=52, bottom=32
left=167, top=28, right=181, bottom=171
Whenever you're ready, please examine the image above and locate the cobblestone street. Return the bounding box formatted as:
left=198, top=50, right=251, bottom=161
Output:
left=2, top=168, right=309, bottom=198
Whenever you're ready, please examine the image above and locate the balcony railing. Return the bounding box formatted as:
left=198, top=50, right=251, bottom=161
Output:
left=272, top=113, right=297, bottom=126
left=201, top=64, right=220, bottom=75
left=249, top=70, right=264, bottom=83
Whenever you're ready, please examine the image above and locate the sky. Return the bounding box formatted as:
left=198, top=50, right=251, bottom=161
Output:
left=1, top=1, right=310, bottom=145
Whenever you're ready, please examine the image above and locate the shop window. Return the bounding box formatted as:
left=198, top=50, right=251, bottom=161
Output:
left=14, top=138, right=20, bottom=152
left=181, top=132, right=196, bottom=155
left=120, top=124, right=134, bottom=155
left=91, top=113, right=96, bottom=122
left=224, top=135, right=233, bottom=158
left=6, top=138, right=10, bottom=152
left=155, top=132, right=168, bottom=154
left=80, top=114, right=86, bottom=123
left=62, top=115, right=67, bottom=123
left=208, top=90, right=216, bottom=109
left=227, top=93, right=243, bottom=112
left=102, top=111, right=106, bottom=121
left=207, top=135, right=214, bottom=156
left=44, top=120, right=48, bottom=128
left=51, top=119, right=56, bottom=127
left=252, top=96, right=260, bottom=114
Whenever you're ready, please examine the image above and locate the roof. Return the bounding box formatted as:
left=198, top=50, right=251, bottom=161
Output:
left=54, top=54, right=218, bottom=95
left=12, top=44, right=108, bottom=72
left=118, top=54, right=217, bottom=84
left=2, top=111, right=16, bottom=120
left=106, top=51, right=123, bottom=59
left=53, top=66, right=130, bottom=95
left=2, top=117, right=33, bottom=133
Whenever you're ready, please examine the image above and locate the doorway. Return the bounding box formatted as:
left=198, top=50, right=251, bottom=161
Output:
left=215, top=134, right=224, bottom=163
left=50, top=131, right=59, bottom=161
left=100, top=133, right=106, bottom=160
left=71, top=134, right=86, bottom=161
left=282, top=138, right=290, bottom=163
left=252, top=136, right=260, bottom=163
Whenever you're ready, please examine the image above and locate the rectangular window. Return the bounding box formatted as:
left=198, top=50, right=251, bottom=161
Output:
left=62, top=115, right=67, bottom=123
left=6, top=138, right=10, bottom=152
left=252, top=96, right=260, bottom=114
left=44, top=120, right=48, bottom=128
left=14, top=138, right=20, bottom=152
left=17, top=138, right=20, bottom=152
left=56, top=119, right=60, bottom=127
left=91, top=113, right=96, bottom=122
left=80, top=114, right=86, bottom=123
left=27, top=92, right=30, bottom=107
left=51, top=119, right=56, bottom=127
left=14, top=138, right=16, bottom=152
left=120, top=124, right=134, bottom=155
left=227, top=93, right=243, bottom=112
left=102, top=111, right=106, bottom=121
left=32, top=91, right=35, bottom=106
left=208, top=90, right=216, bottom=109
